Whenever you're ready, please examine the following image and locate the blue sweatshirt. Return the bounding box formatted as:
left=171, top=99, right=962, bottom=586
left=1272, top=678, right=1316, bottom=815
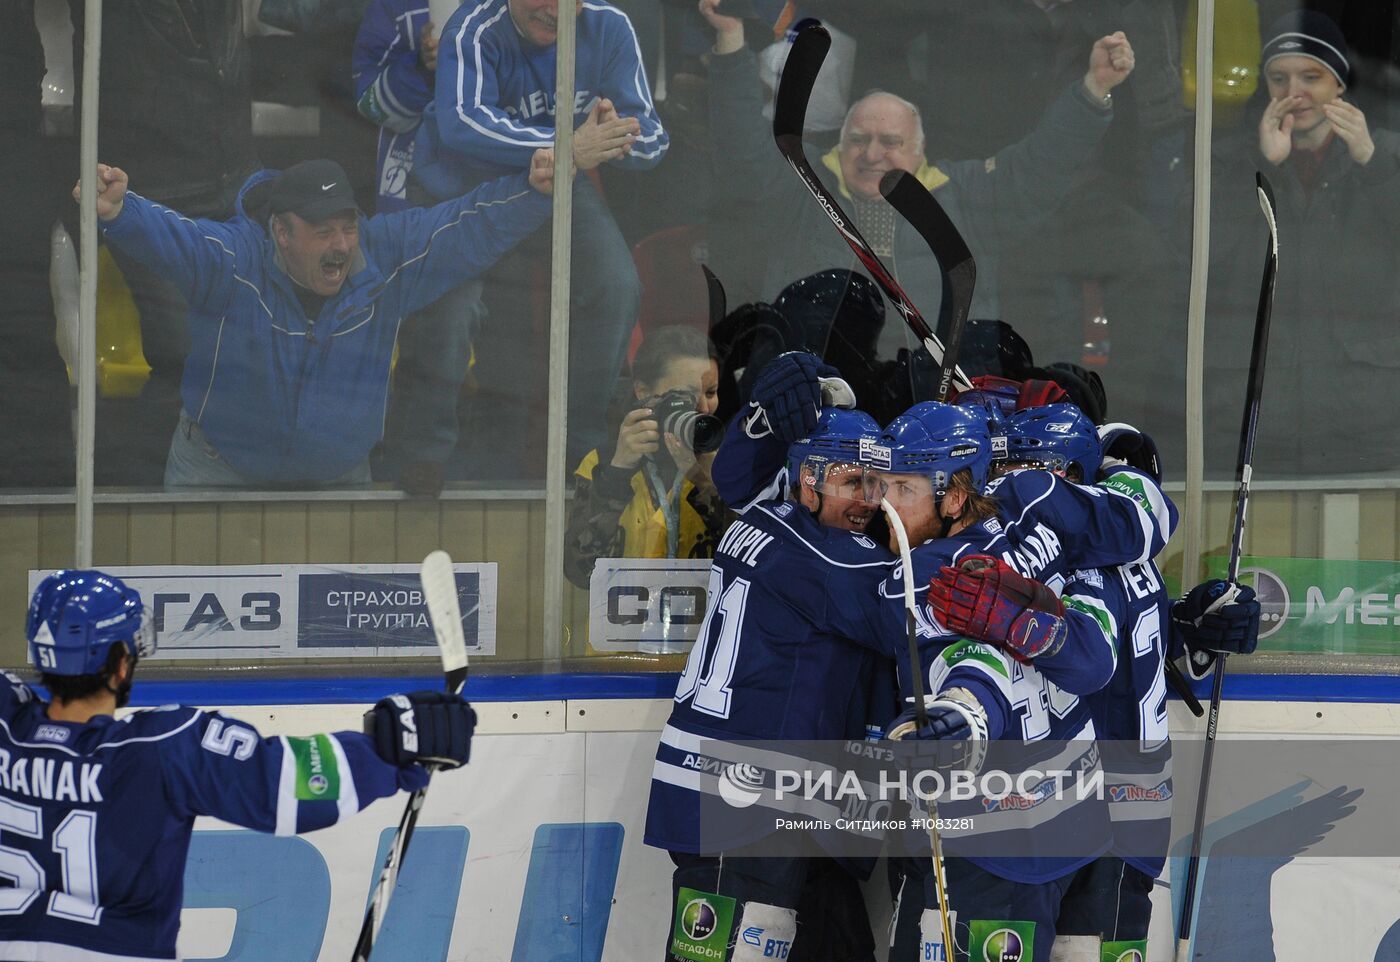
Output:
left=413, top=0, right=667, bottom=198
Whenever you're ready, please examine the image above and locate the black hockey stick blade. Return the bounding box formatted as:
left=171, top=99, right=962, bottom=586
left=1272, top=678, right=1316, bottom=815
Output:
left=772, top=23, right=829, bottom=145
left=772, top=25, right=967, bottom=393
left=703, top=264, right=727, bottom=330
left=879, top=170, right=976, bottom=400
left=1163, top=657, right=1204, bottom=717
left=1227, top=171, right=1279, bottom=581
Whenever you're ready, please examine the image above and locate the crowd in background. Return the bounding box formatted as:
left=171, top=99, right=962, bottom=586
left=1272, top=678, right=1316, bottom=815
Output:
left=6, top=0, right=1400, bottom=512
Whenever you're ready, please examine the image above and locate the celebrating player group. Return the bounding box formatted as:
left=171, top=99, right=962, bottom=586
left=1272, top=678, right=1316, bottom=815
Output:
left=647, top=350, right=1263, bottom=962
left=646, top=17, right=1271, bottom=959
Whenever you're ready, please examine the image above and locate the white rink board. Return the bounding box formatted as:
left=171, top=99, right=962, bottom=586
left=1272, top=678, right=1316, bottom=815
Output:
left=167, top=698, right=1400, bottom=962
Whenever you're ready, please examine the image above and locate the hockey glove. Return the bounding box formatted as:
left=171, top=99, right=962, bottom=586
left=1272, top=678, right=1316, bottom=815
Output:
left=885, top=689, right=989, bottom=776
left=1172, top=579, right=1261, bottom=666
left=1097, top=422, right=1162, bottom=483
left=365, top=691, right=477, bottom=769
left=745, top=351, right=838, bottom=442
left=929, top=555, right=1068, bottom=659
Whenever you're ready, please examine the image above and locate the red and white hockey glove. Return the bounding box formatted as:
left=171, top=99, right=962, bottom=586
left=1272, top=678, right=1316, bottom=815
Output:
left=929, top=555, right=1068, bottom=659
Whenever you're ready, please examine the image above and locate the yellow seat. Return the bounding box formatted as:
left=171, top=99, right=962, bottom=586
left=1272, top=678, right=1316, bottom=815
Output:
left=94, top=247, right=153, bottom=398
left=1181, top=0, right=1261, bottom=128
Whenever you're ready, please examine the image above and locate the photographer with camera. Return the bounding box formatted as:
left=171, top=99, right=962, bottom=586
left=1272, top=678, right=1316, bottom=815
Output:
left=564, top=325, right=732, bottom=590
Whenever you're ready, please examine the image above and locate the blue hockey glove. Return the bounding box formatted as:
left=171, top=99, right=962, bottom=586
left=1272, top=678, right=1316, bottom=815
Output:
left=746, top=351, right=838, bottom=442
left=885, top=689, right=989, bottom=776
left=1172, top=580, right=1261, bottom=657
left=365, top=691, right=477, bottom=769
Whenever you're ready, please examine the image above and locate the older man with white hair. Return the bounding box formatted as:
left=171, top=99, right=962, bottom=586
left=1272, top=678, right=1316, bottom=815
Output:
left=700, top=0, right=1134, bottom=364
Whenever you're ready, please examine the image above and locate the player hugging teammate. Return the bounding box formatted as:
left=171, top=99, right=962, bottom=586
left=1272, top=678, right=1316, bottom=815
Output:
left=646, top=351, right=1261, bottom=962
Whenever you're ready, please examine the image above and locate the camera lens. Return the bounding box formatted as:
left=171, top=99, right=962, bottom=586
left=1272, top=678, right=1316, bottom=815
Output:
left=691, top=413, right=724, bottom=453
left=660, top=408, right=724, bottom=454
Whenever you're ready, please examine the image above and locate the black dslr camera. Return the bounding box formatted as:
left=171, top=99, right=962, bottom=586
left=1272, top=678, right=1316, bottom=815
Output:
left=647, top=389, right=724, bottom=454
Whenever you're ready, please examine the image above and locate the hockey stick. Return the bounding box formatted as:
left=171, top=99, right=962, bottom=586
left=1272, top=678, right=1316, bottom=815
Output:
left=772, top=23, right=974, bottom=395
left=881, top=498, right=957, bottom=961
left=702, top=263, right=727, bottom=329
left=1174, top=172, right=1278, bottom=962
left=1164, top=658, right=1205, bottom=718
left=352, top=550, right=470, bottom=962
left=878, top=170, right=976, bottom=402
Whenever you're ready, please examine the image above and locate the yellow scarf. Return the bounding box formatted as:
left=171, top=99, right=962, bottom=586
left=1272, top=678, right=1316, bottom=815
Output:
left=819, top=148, right=950, bottom=198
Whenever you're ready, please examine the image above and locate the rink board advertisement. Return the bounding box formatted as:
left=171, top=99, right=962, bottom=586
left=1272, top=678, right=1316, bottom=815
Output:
left=27, top=563, right=497, bottom=658
left=1206, top=555, right=1400, bottom=655
left=167, top=697, right=1400, bottom=962
left=587, top=558, right=709, bottom=653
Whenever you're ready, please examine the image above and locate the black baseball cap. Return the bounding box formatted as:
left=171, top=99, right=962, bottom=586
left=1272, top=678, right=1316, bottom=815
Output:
left=268, top=159, right=361, bottom=223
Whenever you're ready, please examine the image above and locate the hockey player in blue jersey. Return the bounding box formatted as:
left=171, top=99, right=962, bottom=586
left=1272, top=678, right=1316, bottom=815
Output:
left=865, top=402, right=1122, bottom=962
left=1, top=570, right=476, bottom=962
left=646, top=354, right=897, bottom=961
left=929, top=406, right=1261, bottom=959
left=928, top=405, right=1168, bottom=960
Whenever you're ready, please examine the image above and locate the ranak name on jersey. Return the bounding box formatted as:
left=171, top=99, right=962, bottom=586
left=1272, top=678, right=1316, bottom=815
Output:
left=0, top=751, right=102, bottom=804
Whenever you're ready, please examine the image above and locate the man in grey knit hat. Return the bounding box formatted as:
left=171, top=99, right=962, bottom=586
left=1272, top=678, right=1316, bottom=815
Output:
left=1200, top=10, right=1400, bottom=477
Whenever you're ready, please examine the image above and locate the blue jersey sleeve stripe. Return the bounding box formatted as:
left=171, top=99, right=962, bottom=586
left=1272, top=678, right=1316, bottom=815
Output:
left=453, top=4, right=558, bottom=149
left=584, top=3, right=668, bottom=155
left=328, top=733, right=362, bottom=823
left=736, top=470, right=786, bottom=514
left=275, top=735, right=297, bottom=836
left=754, top=504, right=896, bottom=570
left=1063, top=592, right=1120, bottom=671
left=375, top=72, right=421, bottom=131
left=0, top=709, right=201, bottom=758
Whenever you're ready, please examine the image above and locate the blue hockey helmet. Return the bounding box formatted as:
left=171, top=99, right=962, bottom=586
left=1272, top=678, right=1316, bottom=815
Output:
left=953, top=387, right=1011, bottom=466
left=26, top=570, right=154, bottom=676
left=1002, top=404, right=1102, bottom=480
left=788, top=408, right=882, bottom=492
left=863, top=401, right=994, bottom=496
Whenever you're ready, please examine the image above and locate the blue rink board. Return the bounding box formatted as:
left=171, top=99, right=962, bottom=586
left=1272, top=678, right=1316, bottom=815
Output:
left=116, top=671, right=1400, bottom=707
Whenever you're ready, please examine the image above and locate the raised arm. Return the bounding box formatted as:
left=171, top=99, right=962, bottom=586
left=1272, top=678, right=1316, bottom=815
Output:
left=700, top=3, right=790, bottom=206
left=162, top=692, right=474, bottom=835
left=938, top=33, right=1132, bottom=243
left=989, top=467, right=1178, bottom=571
left=367, top=151, right=554, bottom=311
left=930, top=556, right=1119, bottom=696
left=81, top=164, right=240, bottom=311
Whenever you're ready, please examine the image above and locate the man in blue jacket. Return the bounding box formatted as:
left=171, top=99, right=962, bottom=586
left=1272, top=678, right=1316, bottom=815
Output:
left=76, top=151, right=555, bottom=489
left=391, top=0, right=669, bottom=494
